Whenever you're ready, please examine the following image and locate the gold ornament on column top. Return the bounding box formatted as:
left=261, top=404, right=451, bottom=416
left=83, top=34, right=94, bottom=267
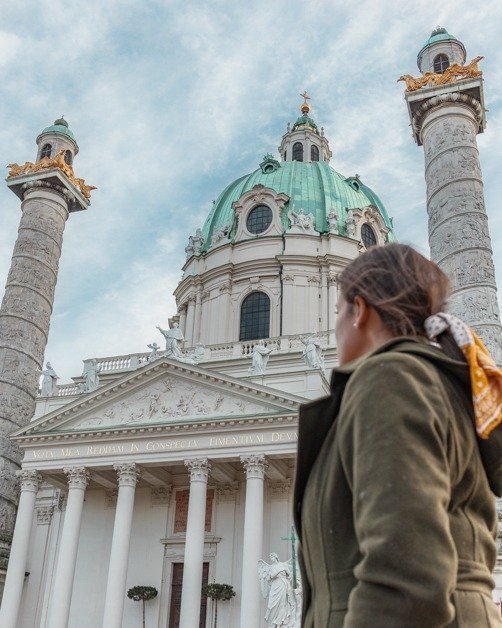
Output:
left=6, top=150, right=97, bottom=200
left=398, top=56, right=484, bottom=92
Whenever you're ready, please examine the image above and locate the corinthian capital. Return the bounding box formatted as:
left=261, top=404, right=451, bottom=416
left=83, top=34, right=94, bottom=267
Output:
left=63, top=466, right=90, bottom=490
left=240, top=454, right=267, bottom=480
left=16, top=469, right=42, bottom=492
left=185, top=458, right=210, bottom=483
left=113, top=463, right=140, bottom=487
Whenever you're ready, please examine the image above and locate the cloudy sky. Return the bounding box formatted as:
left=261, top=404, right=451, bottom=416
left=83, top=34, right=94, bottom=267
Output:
left=0, top=0, right=501, bottom=382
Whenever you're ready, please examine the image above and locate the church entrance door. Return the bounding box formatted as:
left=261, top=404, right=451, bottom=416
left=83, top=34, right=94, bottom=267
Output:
left=168, top=562, right=209, bottom=627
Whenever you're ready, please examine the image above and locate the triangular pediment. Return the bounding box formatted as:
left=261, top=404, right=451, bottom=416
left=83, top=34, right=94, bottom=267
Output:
left=14, top=359, right=303, bottom=439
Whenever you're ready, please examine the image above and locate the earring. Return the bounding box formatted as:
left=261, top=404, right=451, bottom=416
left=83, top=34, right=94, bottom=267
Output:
left=352, top=323, right=357, bottom=328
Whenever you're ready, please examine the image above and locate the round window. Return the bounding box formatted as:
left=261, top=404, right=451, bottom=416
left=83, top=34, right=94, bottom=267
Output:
left=246, top=205, right=273, bottom=234
left=361, top=223, right=377, bottom=248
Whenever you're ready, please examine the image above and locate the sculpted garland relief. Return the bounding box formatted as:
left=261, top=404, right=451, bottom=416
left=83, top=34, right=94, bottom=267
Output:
left=74, top=377, right=282, bottom=429
left=424, top=118, right=476, bottom=159
left=425, top=148, right=482, bottom=193
left=441, top=251, right=496, bottom=291
left=428, top=192, right=485, bottom=232
left=431, top=214, right=491, bottom=260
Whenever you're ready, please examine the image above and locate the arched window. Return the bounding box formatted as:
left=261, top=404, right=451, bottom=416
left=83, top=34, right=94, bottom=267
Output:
left=239, top=291, right=270, bottom=341
left=283, top=151, right=287, bottom=161
left=311, top=145, right=319, bottom=161
left=292, top=142, right=303, bottom=162
left=64, top=150, right=73, bottom=165
left=361, top=223, right=377, bottom=248
left=433, top=54, right=450, bottom=74
left=40, top=143, right=52, bottom=159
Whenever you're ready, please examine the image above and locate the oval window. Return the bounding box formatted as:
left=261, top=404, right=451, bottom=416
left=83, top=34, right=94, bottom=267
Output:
left=246, top=205, right=273, bottom=234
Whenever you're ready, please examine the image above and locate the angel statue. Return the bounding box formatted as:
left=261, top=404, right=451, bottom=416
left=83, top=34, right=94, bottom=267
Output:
left=249, top=340, right=274, bottom=375
left=258, top=553, right=296, bottom=627
left=157, top=322, right=184, bottom=359
left=40, top=362, right=59, bottom=397
left=288, top=207, right=314, bottom=232
left=300, top=333, right=325, bottom=372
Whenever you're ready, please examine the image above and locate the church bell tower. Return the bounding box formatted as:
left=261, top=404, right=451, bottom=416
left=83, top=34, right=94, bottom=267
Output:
left=401, top=28, right=502, bottom=362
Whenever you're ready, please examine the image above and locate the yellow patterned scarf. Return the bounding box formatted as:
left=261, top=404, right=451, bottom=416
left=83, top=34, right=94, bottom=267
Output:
left=424, top=313, right=502, bottom=439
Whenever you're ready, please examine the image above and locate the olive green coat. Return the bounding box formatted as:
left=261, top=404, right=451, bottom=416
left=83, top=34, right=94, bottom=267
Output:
left=294, top=338, right=501, bottom=627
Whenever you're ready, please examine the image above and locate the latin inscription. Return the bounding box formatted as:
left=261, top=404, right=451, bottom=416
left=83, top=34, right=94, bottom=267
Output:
left=25, top=431, right=297, bottom=462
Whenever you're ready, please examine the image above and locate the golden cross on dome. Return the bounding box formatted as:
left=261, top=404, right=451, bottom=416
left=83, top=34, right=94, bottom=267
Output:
left=300, top=91, right=311, bottom=104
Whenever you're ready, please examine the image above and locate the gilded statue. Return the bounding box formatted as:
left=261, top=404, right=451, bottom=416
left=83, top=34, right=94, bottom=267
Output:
left=398, top=56, right=484, bottom=92
left=6, top=150, right=96, bottom=200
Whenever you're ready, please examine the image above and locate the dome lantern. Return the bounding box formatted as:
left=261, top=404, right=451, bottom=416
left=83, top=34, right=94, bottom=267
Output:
left=279, top=92, right=332, bottom=164
left=36, top=116, right=79, bottom=164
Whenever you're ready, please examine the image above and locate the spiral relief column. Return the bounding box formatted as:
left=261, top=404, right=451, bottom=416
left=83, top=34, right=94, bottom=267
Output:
left=403, top=28, right=502, bottom=362
left=0, top=119, right=93, bottom=581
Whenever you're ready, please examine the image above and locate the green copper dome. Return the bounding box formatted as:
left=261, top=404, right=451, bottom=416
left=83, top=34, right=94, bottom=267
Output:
left=418, top=27, right=465, bottom=60
left=201, top=160, right=395, bottom=250
left=39, top=118, right=76, bottom=142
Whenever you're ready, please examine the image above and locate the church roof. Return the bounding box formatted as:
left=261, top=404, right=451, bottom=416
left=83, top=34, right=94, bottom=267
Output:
left=201, top=160, right=395, bottom=250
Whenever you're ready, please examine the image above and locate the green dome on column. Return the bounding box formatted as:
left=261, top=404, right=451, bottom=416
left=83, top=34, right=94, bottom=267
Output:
left=39, top=118, right=76, bottom=142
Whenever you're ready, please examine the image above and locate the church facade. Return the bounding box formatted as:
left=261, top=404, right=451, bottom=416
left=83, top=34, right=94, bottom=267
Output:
left=0, top=29, right=501, bottom=628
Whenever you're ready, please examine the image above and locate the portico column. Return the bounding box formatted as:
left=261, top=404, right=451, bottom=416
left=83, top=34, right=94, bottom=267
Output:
left=240, top=454, right=267, bottom=628
left=47, top=466, right=89, bottom=628
left=102, top=463, right=140, bottom=628
left=0, top=470, right=42, bottom=628
left=179, top=458, right=210, bottom=628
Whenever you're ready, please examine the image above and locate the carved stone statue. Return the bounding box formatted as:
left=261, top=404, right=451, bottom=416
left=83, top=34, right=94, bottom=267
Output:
left=288, top=207, right=314, bottom=232
left=157, top=322, right=184, bottom=358
left=300, top=333, right=325, bottom=371
left=327, top=207, right=339, bottom=234
left=40, top=362, right=58, bottom=397
left=211, top=224, right=230, bottom=246
left=83, top=359, right=101, bottom=393
left=258, top=553, right=296, bottom=627
left=249, top=340, right=274, bottom=375
left=345, top=210, right=356, bottom=237
left=185, top=228, right=204, bottom=257
left=147, top=342, right=160, bottom=363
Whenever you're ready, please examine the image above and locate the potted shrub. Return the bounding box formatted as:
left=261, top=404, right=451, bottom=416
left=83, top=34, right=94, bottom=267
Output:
left=201, top=583, right=235, bottom=628
left=127, top=585, right=158, bottom=628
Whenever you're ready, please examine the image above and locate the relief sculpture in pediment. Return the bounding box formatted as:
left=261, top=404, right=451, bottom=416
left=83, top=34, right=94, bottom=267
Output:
left=72, top=377, right=281, bottom=430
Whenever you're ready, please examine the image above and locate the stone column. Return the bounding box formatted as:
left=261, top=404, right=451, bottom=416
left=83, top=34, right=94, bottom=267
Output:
left=193, top=290, right=203, bottom=345
left=420, top=99, right=502, bottom=361
left=179, top=458, right=210, bottom=628
left=240, top=454, right=267, bottom=628
left=47, top=466, right=89, bottom=628
left=0, top=183, right=72, bottom=540
left=0, top=470, right=41, bottom=628
left=102, top=463, right=140, bottom=628
left=184, top=295, right=196, bottom=346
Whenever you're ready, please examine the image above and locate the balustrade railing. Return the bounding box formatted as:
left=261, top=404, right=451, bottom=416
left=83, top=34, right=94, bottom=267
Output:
left=40, top=331, right=336, bottom=397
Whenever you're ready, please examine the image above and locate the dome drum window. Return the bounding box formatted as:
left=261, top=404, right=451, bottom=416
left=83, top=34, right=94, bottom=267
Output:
left=311, top=145, right=319, bottom=162
left=64, top=150, right=73, bottom=165
left=361, top=223, right=377, bottom=248
left=239, top=291, right=270, bottom=341
left=246, top=205, right=273, bottom=235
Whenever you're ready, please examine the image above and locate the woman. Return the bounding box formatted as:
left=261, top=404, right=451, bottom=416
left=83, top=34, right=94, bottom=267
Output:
left=293, top=243, right=502, bottom=627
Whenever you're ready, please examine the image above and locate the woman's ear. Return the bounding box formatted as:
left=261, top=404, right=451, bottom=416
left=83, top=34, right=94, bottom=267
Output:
left=353, top=295, right=370, bottom=329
